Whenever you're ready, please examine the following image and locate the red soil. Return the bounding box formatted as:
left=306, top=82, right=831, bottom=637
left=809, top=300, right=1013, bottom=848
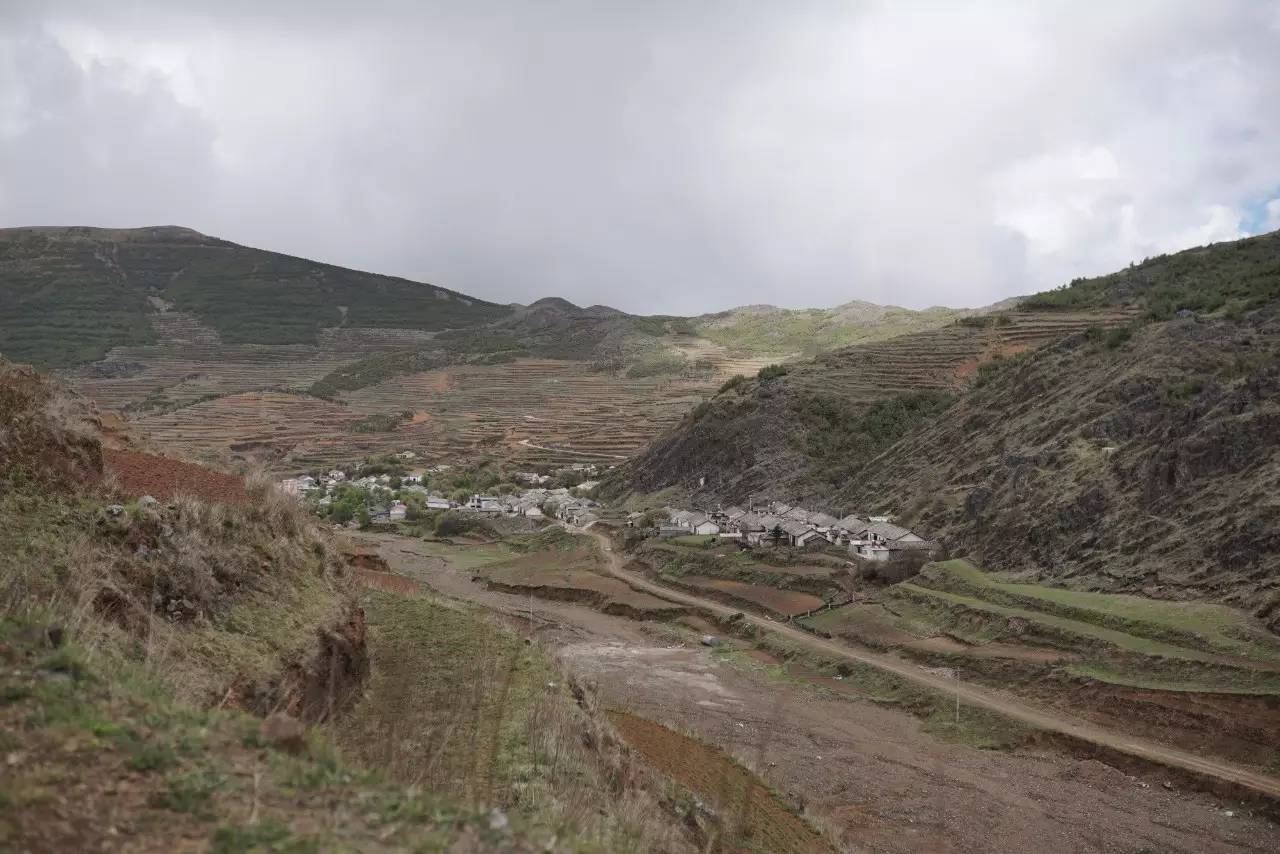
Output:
left=103, top=447, right=249, bottom=505
left=606, top=711, right=832, bottom=853
left=682, top=576, right=824, bottom=616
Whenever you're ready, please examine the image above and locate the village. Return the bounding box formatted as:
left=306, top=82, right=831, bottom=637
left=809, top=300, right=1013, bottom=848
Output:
left=642, top=503, right=937, bottom=562
left=279, top=452, right=935, bottom=564
left=279, top=454, right=607, bottom=528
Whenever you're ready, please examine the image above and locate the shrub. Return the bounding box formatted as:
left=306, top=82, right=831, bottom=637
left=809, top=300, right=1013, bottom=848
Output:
left=757, top=363, right=789, bottom=381
left=1104, top=324, right=1134, bottom=349
left=718, top=374, right=747, bottom=394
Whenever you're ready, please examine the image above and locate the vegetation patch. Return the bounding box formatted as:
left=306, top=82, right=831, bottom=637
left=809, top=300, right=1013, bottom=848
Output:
left=1021, top=229, right=1280, bottom=317
left=794, top=389, right=956, bottom=484
left=916, top=560, right=1280, bottom=664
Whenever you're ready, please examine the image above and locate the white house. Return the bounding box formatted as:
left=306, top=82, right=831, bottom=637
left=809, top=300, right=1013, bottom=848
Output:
left=467, top=494, right=501, bottom=513
left=426, top=495, right=452, bottom=510
left=389, top=501, right=408, bottom=521
left=859, top=522, right=924, bottom=544
left=693, top=520, right=721, bottom=536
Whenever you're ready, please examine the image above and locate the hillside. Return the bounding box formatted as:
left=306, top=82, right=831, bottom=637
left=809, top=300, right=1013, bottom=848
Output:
left=617, top=308, right=1134, bottom=502
left=1022, top=228, right=1280, bottom=316
left=840, top=306, right=1280, bottom=621
left=0, top=225, right=511, bottom=367
left=615, top=230, right=1280, bottom=610
left=693, top=300, right=979, bottom=358
left=618, top=230, right=1280, bottom=504
left=0, top=359, right=695, bottom=851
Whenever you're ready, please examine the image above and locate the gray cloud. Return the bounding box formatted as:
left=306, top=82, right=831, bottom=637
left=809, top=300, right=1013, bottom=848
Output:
left=3, top=0, right=1279, bottom=314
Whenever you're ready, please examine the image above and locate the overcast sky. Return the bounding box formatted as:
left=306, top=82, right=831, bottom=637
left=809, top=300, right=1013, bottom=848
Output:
left=3, top=1, right=1279, bottom=314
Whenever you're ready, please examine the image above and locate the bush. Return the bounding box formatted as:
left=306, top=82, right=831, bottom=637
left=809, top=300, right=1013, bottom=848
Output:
left=433, top=511, right=495, bottom=539
left=718, top=374, right=747, bottom=394
left=1104, top=324, right=1134, bottom=349
left=757, top=363, right=789, bottom=381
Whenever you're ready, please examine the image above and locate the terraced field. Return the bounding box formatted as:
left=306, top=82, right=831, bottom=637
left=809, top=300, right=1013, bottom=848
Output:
left=64, top=309, right=435, bottom=413
left=805, top=560, right=1280, bottom=694
left=68, top=300, right=771, bottom=469
left=795, top=310, right=1139, bottom=401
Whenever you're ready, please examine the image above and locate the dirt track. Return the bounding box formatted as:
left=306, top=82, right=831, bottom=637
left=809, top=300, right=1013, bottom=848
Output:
left=577, top=526, right=1280, bottom=805
left=371, top=531, right=1280, bottom=853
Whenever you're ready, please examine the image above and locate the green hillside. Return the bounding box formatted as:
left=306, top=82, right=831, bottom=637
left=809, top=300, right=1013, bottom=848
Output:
left=1022, top=229, right=1280, bottom=316
left=694, top=301, right=973, bottom=358
left=0, top=226, right=511, bottom=368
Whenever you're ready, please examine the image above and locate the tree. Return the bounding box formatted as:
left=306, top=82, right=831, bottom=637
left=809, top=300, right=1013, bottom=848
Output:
left=769, top=524, right=785, bottom=547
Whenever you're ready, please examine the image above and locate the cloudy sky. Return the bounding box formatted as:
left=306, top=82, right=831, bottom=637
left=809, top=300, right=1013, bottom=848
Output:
left=2, top=1, right=1279, bottom=314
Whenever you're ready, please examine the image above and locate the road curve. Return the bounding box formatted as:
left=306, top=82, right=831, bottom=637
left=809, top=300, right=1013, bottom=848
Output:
left=576, top=525, right=1280, bottom=803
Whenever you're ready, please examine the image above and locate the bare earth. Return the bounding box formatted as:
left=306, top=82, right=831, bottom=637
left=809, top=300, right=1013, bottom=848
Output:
left=371, top=533, right=1280, bottom=853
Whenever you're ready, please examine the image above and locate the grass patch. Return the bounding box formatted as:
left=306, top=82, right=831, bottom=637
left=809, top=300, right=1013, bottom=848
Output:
left=340, top=588, right=689, bottom=850
left=668, top=534, right=720, bottom=548
left=209, top=819, right=294, bottom=853
left=152, top=768, right=224, bottom=817
left=917, top=560, right=1280, bottom=663
left=922, top=705, right=1031, bottom=750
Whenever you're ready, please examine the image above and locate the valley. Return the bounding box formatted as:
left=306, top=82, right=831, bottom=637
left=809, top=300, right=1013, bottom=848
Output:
left=4, top=224, right=1280, bottom=852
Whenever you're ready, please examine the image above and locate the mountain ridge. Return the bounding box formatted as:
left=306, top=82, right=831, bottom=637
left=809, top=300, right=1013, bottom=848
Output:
left=0, top=225, right=512, bottom=368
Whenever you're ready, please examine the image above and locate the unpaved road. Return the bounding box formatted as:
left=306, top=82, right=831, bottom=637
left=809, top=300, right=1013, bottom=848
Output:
left=578, top=525, right=1280, bottom=804
left=516, top=437, right=628, bottom=460
left=370, top=531, right=1280, bottom=853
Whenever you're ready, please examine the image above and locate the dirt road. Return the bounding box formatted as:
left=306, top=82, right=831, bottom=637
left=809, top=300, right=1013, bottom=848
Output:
left=577, top=525, right=1280, bottom=804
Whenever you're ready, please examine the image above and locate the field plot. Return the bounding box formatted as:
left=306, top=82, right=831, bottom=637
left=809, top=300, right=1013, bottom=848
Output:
left=793, top=310, right=1139, bottom=402
left=796, top=560, right=1280, bottom=695
left=678, top=575, right=824, bottom=616
left=485, top=569, right=686, bottom=619
left=104, top=447, right=249, bottom=504
left=477, top=546, right=686, bottom=619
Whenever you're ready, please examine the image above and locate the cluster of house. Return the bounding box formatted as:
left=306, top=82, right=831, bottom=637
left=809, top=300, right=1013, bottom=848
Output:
left=279, top=460, right=603, bottom=527
left=635, top=502, right=937, bottom=562
left=459, top=487, right=601, bottom=526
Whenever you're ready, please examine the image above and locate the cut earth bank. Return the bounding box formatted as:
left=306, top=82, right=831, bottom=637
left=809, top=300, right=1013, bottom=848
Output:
left=363, top=532, right=1280, bottom=854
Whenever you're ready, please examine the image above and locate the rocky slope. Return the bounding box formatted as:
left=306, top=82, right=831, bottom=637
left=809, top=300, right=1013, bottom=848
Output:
left=616, top=308, right=1134, bottom=502
left=842, top=307, right=1280, bottom=622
